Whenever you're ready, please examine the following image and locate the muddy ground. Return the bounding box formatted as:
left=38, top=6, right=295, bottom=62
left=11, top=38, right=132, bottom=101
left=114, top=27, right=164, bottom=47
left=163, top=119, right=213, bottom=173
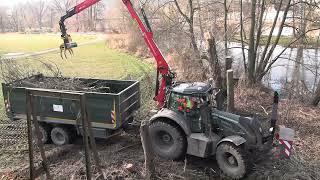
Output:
left=0, top=87, right=319, bottom=180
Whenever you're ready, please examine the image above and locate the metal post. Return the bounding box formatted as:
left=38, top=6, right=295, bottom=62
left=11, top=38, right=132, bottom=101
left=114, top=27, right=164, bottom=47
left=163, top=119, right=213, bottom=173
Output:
left=26, top=91, right=34, bottom=180
left=80, top=95, right=92, bottom=180
left=227, top=70, right=234, bottom=112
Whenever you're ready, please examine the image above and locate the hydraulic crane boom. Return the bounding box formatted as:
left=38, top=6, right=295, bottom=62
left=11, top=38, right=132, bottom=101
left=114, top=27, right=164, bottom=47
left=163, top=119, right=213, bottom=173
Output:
left=59, top=0, right=174, bottom=108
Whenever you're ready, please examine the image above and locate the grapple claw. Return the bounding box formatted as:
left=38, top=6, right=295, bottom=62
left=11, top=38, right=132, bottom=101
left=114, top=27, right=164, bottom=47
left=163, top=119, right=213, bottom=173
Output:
left=59, top=34, right=76, bottom=59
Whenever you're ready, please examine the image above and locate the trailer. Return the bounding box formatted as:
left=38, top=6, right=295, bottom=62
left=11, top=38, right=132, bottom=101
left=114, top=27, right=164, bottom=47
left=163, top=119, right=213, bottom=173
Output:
left=2, top=74, right=140, bottom=145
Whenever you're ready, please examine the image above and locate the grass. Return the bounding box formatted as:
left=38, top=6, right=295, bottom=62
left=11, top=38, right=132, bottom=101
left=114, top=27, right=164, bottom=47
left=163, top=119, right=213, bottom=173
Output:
left=0, top=33, right=154, bottom=121
left=0, top=33, right=96, bottom=54
left=22, top=42, right=153, bottom=79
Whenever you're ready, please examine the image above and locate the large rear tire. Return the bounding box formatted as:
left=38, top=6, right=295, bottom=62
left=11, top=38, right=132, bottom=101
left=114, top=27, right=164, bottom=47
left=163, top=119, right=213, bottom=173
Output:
left=51, top=127, right=71, bottom=146
left=216, top=143, right=247, bottom=179
left=149, top=121, right=186, bottom=160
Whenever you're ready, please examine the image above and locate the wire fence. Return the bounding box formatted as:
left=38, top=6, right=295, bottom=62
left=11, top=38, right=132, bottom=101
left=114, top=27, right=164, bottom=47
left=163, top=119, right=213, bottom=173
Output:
left=0, top=112, right=28, bottom=152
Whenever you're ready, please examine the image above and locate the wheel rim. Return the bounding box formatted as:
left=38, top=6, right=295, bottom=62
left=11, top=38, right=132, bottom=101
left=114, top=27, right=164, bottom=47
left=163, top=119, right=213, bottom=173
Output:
left=155, top=130, right=174, bottom=149
left=223, top=152, right=238, bottom=168
left=55, top=132, right=65, bottom=143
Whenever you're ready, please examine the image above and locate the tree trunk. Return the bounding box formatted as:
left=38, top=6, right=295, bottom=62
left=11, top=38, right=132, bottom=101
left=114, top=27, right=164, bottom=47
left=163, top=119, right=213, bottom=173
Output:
left=312, top=83, right=320, bottom=106
left=224, top=0, right=228, bottom=56
left=227, top=70, right=234, bottom=112
left=140, top=121, right=155, bottom=180
left=189, top=23, right=199, bottom=56
left=239, top=0, right=247, bottom=72
left=248, top=0, right=257, bottom=85
left=0, top=16, right=4, bottom=33
left=207, top=35, right=222, bottom=89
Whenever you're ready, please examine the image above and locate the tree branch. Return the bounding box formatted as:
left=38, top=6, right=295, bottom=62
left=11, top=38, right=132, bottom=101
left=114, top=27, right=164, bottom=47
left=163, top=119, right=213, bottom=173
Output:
left=173, top=0, right=191, bottom=23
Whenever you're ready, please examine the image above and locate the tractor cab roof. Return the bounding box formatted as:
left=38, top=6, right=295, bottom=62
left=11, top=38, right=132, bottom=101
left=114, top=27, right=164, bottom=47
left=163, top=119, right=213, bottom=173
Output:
left=171, top=82, right=212, bottom=95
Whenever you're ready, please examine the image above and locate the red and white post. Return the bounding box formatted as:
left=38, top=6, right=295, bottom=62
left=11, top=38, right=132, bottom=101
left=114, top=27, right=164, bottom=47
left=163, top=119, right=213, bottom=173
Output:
left=277, top=127, right=295, bottom=159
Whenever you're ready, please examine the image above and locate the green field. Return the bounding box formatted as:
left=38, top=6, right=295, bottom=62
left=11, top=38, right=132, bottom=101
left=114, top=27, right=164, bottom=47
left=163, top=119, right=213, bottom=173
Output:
left=0, top=33, right=96, bottom=55
left=0, top=33, right=153, bottom=120
left=21, top=42, right=153, bottom=79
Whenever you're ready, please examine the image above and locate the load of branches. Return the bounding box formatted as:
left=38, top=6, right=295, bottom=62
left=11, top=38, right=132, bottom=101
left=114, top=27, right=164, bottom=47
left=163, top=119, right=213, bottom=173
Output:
left=0, top=59, right=113, bottom=93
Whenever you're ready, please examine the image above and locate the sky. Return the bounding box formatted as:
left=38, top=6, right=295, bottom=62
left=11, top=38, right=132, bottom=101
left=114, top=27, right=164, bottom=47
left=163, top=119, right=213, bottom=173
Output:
left=1, top=0, right=115, bottom=8
left=1, top=0, right=28, bottom=7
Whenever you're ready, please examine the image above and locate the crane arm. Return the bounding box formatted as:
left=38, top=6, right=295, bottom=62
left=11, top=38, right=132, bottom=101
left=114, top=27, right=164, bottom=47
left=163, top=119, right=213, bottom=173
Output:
left=59, top=0, right=174, bottom=107
left=59, top=0, right=102, bottom=44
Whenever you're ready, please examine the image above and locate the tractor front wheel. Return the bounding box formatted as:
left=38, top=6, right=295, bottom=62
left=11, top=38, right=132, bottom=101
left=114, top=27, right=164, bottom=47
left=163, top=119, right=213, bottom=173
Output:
left=216, top=143, right=247, bottom=179
left=149, top=121, right=186, bottom=160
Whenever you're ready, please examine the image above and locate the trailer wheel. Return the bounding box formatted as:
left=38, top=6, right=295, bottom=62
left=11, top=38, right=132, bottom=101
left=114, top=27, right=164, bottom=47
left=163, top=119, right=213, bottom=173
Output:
left=32, top=124, right=50, bottom=144
left=51, top=127, right=71, bottom=146
left=149, top=121, right=186, bottom=160
left=216, top=143, right=247, bottom=179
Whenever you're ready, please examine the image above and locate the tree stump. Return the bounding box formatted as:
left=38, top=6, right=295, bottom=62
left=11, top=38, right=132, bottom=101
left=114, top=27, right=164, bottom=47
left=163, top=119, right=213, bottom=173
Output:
left=227, top=70, right=234, bottom=112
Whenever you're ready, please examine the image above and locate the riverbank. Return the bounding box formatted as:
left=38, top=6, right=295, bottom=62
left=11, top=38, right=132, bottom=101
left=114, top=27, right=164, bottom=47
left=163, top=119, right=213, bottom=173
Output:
left=232, top=35, right=320, bottom=49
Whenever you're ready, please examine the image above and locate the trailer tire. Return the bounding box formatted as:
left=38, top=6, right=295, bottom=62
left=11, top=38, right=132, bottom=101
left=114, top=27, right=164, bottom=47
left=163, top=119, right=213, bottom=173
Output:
left=216, top=143, right=247, bottom=179
left=149, top=121, right=186, bottom=160
left=32, top=124, right=50, bottom=144
left=51, top=127, right=71, bottom=146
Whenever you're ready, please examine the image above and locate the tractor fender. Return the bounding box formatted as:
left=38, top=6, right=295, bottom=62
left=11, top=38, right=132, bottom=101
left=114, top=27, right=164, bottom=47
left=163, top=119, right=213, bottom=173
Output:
left=149, top=108, right=191, bottom=136
left=217, top=135, right=246, bottom=147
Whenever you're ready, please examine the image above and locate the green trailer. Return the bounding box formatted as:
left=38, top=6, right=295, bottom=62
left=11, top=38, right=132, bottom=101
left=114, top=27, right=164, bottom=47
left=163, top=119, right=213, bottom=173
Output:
left=2, top=74, right=140, bottom=145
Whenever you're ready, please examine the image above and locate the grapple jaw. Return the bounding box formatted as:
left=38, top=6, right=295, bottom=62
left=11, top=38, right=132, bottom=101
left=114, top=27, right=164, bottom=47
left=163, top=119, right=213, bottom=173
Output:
left=59, top=34, right=77, bottom=59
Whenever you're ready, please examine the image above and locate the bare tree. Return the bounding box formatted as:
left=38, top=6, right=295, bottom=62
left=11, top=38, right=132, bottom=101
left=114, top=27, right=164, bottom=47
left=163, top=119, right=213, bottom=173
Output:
left=312, top=83, right=320, bottom=106
left=28, top=0, right=47, bottom=29
left=52, top=0, right=74, bottom=13
left=173, top=0, right=200, bottom=55
left=0, top=6, right=7, bottom=32
left=8, top=6, right=22, bottom=32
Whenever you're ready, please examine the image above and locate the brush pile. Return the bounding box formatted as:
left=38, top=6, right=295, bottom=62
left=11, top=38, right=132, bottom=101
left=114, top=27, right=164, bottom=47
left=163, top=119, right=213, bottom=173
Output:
left=0, top=59, right=114, bottom=93
left=9, top=74, right=113, bottom=93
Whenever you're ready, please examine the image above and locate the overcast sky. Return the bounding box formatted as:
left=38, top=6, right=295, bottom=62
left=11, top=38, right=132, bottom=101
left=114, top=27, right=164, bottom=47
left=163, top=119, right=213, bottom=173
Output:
left=2, top=0, right=115, bottom=8
left=2, top=0, right=26, bottom=7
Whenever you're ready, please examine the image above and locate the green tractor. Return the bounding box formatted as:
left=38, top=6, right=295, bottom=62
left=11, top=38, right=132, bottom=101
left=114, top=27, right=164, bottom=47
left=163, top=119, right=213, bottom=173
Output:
left=149, top=82, right=278, bottom=178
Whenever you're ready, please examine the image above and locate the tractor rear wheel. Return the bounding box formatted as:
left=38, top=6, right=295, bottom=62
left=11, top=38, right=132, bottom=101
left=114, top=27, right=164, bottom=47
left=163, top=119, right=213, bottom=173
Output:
left=216, top=143, right=247, bottom=179
left=149, top=121, right=186, bottom=160
left=51, top=127, right=71, bottom=146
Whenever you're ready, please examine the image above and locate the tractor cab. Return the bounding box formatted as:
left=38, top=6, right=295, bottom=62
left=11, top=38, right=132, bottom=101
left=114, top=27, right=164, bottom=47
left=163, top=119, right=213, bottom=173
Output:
left=167, top=82, right=213, bottom=132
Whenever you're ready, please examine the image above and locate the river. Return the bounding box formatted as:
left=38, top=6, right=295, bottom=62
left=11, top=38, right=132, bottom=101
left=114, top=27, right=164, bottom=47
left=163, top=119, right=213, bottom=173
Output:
left=229, top=43, right=319, bottom=92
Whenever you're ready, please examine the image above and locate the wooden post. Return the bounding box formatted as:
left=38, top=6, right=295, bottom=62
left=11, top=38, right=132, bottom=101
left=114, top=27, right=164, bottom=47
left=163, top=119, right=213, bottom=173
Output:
left=222, top=56, right=233, bottom=90
left=80, top=95, right=92, bottom=180
left=227, top=70, right=234, bottom=112
left=140, top=121, right=155, bottom=180
left=225, top=56, right=233, bottom=71
left=26, top=91, right=35, bottom=180
left=85, top=100, right=105, bottom=179
left=30, top=95, right=51, bottom=180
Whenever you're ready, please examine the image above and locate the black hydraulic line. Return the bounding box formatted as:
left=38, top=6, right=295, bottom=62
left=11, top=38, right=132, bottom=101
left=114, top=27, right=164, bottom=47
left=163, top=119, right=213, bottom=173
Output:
left=140, top=7, right=152, bottom=32
left=59, top=8, right=77, bottom=44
